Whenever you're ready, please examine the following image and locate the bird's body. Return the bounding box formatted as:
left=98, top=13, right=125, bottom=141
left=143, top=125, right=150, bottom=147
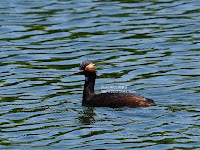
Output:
left=77, top=60, right=156, bottom=108
left=84, top=92, right=155, bottom=108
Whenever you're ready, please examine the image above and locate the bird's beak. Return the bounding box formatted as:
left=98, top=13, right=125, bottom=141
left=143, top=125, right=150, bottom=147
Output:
left=74, top=69, right=84, bottom=74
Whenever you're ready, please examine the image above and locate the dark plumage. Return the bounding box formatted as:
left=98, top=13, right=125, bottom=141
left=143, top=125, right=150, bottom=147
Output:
left=76, top=60, right=156, bottom=108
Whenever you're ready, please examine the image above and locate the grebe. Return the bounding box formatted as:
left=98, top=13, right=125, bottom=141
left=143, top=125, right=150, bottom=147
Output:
left=76, top=60, right=155, bottom=108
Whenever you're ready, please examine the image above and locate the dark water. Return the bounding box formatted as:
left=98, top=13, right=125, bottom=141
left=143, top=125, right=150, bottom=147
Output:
left=0, top=0, right=200, bottom=149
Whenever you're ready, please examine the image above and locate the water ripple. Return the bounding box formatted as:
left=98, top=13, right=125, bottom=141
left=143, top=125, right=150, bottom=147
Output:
left=0, top=0, right=200, bottom=149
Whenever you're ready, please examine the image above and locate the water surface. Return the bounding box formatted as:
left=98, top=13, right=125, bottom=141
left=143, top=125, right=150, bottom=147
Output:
left=0, top=0, right=200, bottom=149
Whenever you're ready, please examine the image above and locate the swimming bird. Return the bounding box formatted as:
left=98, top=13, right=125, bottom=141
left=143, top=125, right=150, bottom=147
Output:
left=76, top=60, right=156, bottom=108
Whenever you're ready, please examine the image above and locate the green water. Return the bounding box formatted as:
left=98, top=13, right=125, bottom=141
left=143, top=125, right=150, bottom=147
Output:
left=0, top=0, right=199, bottom=149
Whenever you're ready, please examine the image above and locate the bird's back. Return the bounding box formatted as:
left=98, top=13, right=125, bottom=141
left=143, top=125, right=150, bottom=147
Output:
left=84, top=92, right=155, bottom=108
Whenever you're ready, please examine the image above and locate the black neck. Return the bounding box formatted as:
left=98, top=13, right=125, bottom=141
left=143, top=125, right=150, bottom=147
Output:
left=83, top=74, right=96, bottom=103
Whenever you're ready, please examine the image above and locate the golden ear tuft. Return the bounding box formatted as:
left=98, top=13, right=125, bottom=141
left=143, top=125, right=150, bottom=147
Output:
left=87, top=63, right=95, bottom=68
left=85, top=63, right=96, bottom=72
